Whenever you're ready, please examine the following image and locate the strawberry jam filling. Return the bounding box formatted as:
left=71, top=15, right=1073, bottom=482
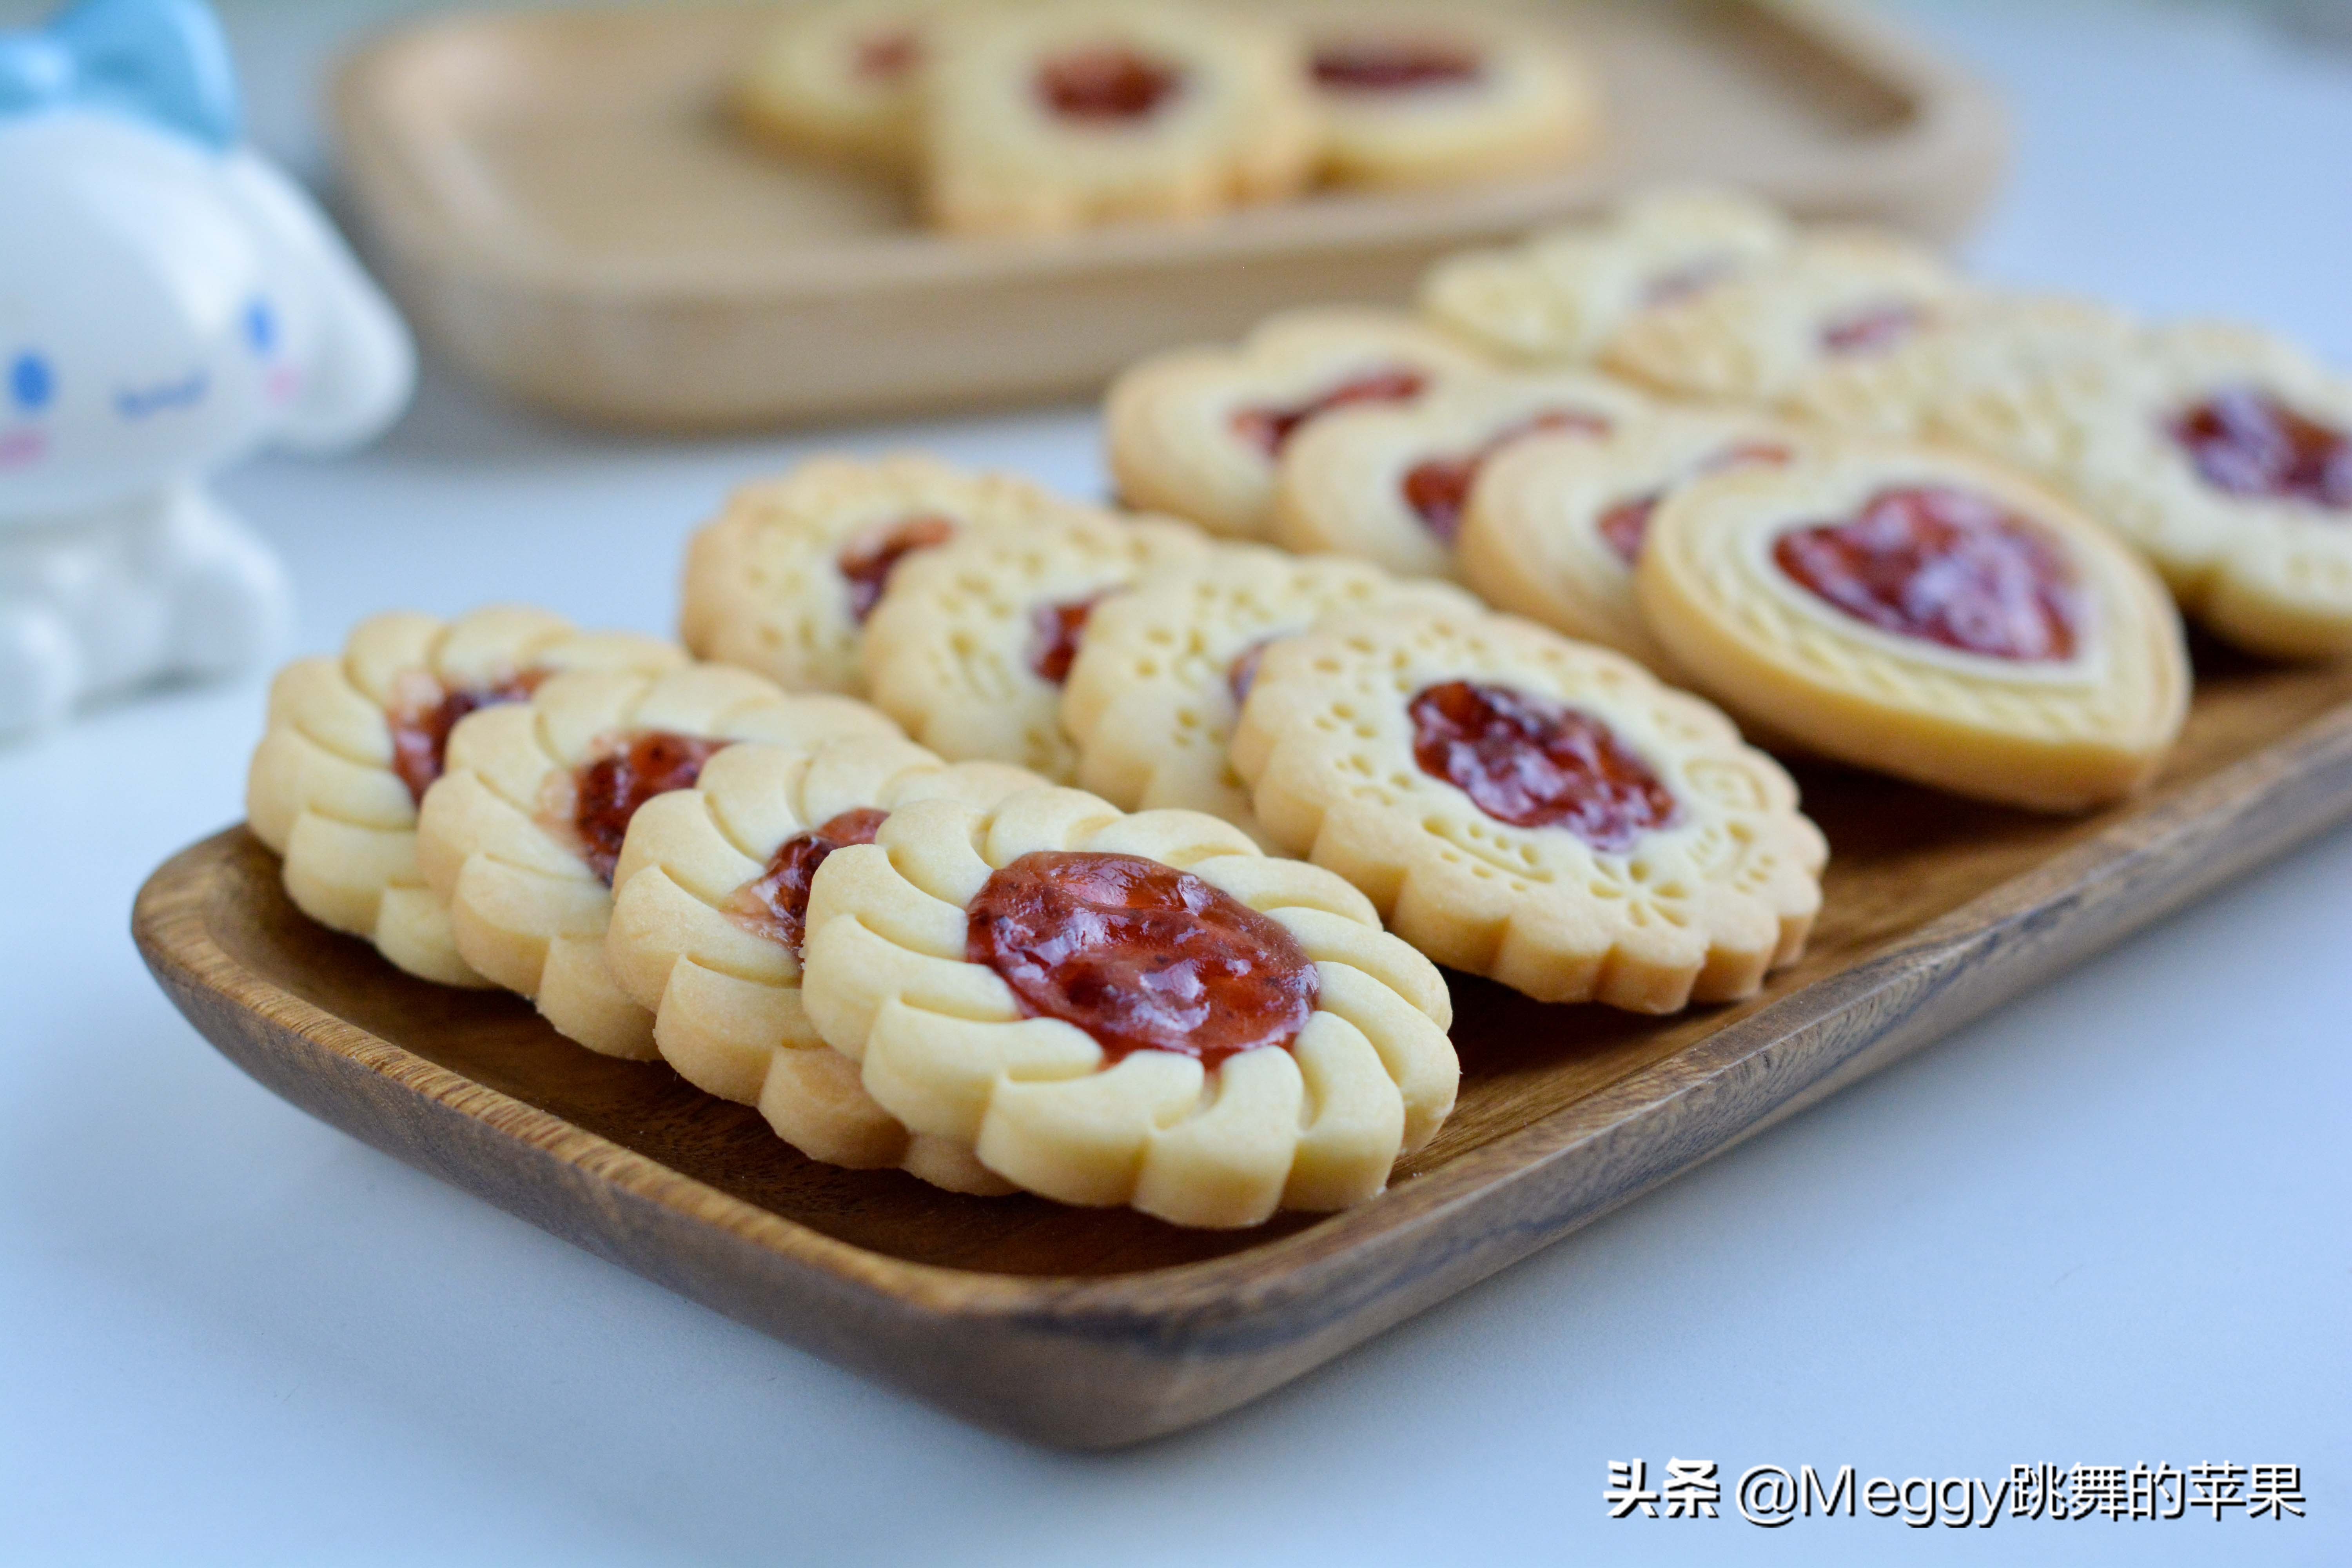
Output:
left=1596, top=441, right=1795, bottom=566
left=1036, top=47, right=1181, bottom=121
left=572, top=731, right=731, bottom=884
left=839, top=514, right=957, bottom=623
left=967, top=850, right=1317, bottom=1068
left=1403, top=408, right=1613, bottom=541
left=1410, top=681, right=1677, bottom=849
left=388, top=670, right=545, bottom=805
left=855, top=29, right=918, bottom=80
left=1029, top=593, right=1105, bottom=685
left=1772, top=485, right=2082, bottom=663
left=1819, top=302, right=1927, bottom=356
left=728, top=807, right=888, bottom=956
left=1310, top=42, right=1482, bottom=92
left=1231, top=367, right=1428, bottom=457
left=2166, top=387, right=2352, bottom=509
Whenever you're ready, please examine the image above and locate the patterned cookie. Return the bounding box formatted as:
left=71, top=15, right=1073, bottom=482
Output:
left=735, top=0, right=935, bottom=171
left=1230, top=606, right=1825, bottom=1010
left=1060, top=546, right=1480, bottom=835
left=1457, top=408, right=1806, bottom=673
left=414, top=662, right=899, bottom=1056
left=1635, top=445, right=2190, bottom=811
left=1271, top=369, right=1651, bottom=579
left=679, top=453, right=1105, bottom=696
left=1601, top=229, right=1966, bottom=406
left=1104, top=307, right=1492, bottom=540
left=1297, top=3, right=1599, bottom=189
left=798, top=786, right=1457, bottom=1227
left=1422, top=186, right=1795, bottom=365
left=245, top=606, right=683, bottom=987
left=859, top=508, right=1209, bottom=782
left=919, top=0, right=1320, bottom=236
left=607, top=733, right=1040, bottom=1192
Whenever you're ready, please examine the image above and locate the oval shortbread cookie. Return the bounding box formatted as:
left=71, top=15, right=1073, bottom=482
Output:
left=245, top=606, right=683, bottom=986
left=798, top=786, right=1457, bottom=1227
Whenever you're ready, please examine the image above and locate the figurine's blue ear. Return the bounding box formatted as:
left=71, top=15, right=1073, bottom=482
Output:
left=0, top=0, right=240, bottom=149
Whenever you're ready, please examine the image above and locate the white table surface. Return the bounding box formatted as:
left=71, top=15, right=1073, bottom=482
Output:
left=3, top=2, right=2348, bottom=1563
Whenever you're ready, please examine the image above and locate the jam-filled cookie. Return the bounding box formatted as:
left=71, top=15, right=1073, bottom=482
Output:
left=1602, top=230, right=1964, bottom=406
left=859, top=509, right=1209, bottom=783
left=919, top=0, right=1320, bottom=236
left=735, top=0, right=935, bottom=171
left=1230, top=606, right=1824, bottom=1009
left=414, top=663, right=899, bottom=1056
left=1422, top=187, right=1794, bottom=365
left=1271, top=369, right=1650, bottom=579
left=1636, top=446, right=2190, bottom=811
left=1298, top=4, right=1599, bottom=190
left=679, top=453, right=1105, bottom=696
left=1104, top=307, right=1492, bottom=541
left=606, top=732, right=1040, bottom=1192
left=1060, top=546, right=1479, bottom=834
left=1457, top=409, right=1806, bottom=673
left=797, top=786, right=1457, bottom=1227
left=245, top=606, right=684, bottom=987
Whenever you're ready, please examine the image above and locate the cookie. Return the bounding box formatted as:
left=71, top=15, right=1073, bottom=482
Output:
left=798, top=786, right=1457, bottom=1227
left=679, top=453, right=1105, bottom=696
left=1635, top=445, right=2190, bottom=811
left=859, top=508, right=1209, bottom=783
left=245, top=606, right=683, bottom=987
left=1457, top=408, right=1806, bottom=673
left=1298, top=3, right=1599, bottom=189
left=1060, top=546, right=1480, bottom=835
left=1230, top=605, right=1826, bottom=1009
left=1270, top=369, right=1651, bottom=579
left=1601, top=229, right=1965, bottom=406
left=1104, top=307, right=1492, bottom=541
left=606, top=733, right=1040, bottom=1192
left=414, top=662, right=900, bottom=1056
left=735, top=0, right=935, bottom=171
left=1422, top=187, right=1795, bottom=366
left=919, top=0, right=1320, bottom=236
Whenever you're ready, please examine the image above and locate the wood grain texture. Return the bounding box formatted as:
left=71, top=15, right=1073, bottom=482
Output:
left=328, top=0, right=2007, bottom=429
left=135, top=651, right=2352, bottom=1447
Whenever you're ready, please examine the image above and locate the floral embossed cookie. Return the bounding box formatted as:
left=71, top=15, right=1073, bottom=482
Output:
left=1061, top=546, right=1479, bottom=834
left=1271, top=369, right=1651, bottom=580
left=1457, top=409, right=1806, bottom=674
left=798, top=786, right=1457, bottom=1227
left=735, top=0, right=935, bottom=171
left=860, top=508, right=1209, bottom=782
left=679, top=453, right=1105, bottom=695
left=606, top=733, right=1039, bottom=1192
left=245, top=606, right=684, bottom=986
left=920, top=0, right=1320, bottom=236
left=1231, top=606, right=1824, bottom=1009
left=1421, top=186, right=1794, bottom=365
left=1105, top=307, right=1492, bottom=540
left=1636, top=446, right=2190, bottom=811
left=414, top=662, right=899, bottom=1056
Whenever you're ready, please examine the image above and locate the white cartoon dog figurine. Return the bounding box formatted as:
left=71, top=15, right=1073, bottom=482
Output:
left=0, top=0, right=414, bottom=737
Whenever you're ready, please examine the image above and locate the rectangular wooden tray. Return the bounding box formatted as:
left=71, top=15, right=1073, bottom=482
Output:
left=136, top=652, right=2352, bottom=1446
left=330, top=0, right=2006, bottom=429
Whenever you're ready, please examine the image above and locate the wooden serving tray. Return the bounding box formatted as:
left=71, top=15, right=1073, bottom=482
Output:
left=137, top=652, right=2352, bottom=1446
left=330, top=0, right=2005, bottom=429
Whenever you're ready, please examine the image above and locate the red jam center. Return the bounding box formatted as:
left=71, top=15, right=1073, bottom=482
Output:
left=855, top=29, right=918, bottom=80
left=1409, top=681, right=1678, bottom=850
left=1820, top=302, right=1927, bottom=356
left=1028, top=593, right=1104, bottom=686
left=1036, top=47, right=1181, bottom=121
left=1310, top=42, right=1482, bottom=92
left=2166, top=386, right=2352, bottom=510
left=838, top=514, right=957, bottom=623
left=728, top=807, right=887, bottom=957
left=1230, top=367, right=1428, bottom=457
left=388, top=671, right=544, bottom=806
left=1597, top=440, right=1796, bottom=565
left=572, top=731, right=731, bottom=884
left=1772, top=485, right=2082, bottom=663
left=966, top=850, right=1318, bottom=1069
left=1403, top=408, right=1613, bottom=541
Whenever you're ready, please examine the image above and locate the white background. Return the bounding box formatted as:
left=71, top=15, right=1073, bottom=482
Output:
left=2, top=2, right=2347, bottom=1563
